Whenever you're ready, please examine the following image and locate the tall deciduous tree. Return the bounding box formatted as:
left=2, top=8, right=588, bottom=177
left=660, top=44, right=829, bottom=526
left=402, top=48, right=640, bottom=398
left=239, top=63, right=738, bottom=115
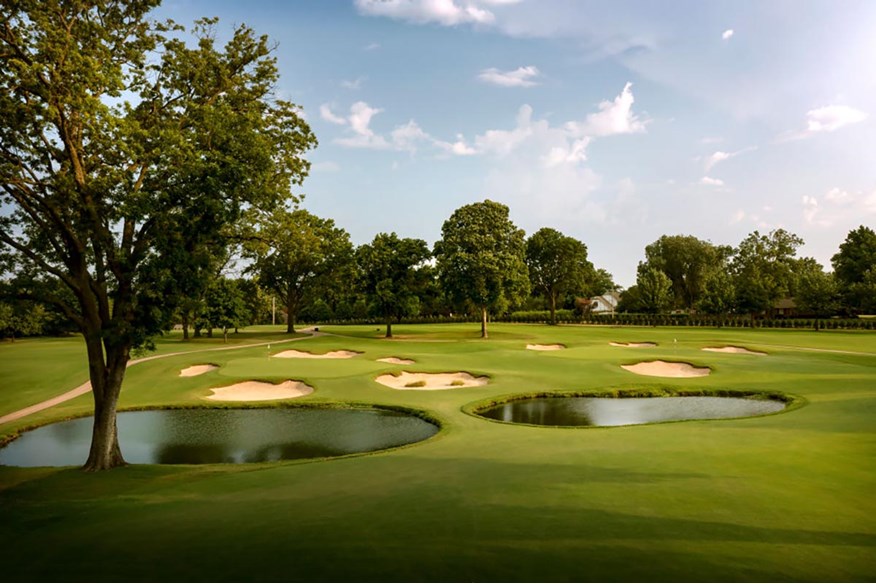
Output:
left=357, top=233, right=431, bottom=338
left=0, top=2, right=316, bottom=470
left=644, top=235, right=730, bottom=310
left=525, top=228, right=594, bottom=325
left=831, top=226, right=876, bottom=314
left=434, top=200, right=529, bottom=338
left=202, top=277, right=247, bottom=342
left=248, top=209, right=353, bottom=333
left=731, top=229, right=803, bottom=322
left=795, top=260, right=839, bottom=330
left=635, top=263, right=673, bottom=314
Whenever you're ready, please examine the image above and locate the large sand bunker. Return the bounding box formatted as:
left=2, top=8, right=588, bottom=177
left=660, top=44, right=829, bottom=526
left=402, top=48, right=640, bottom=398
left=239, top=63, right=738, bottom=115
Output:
left=375, top=371, right=489, bottom=390
left=621, top=360, right=711, bottom=378
left=179, top=364, right=219, bottom=377
left=378, top=357, right=416, bottom=364
left=610, top=342, right=657, bottom=348
left=702, top=346, right=767, bottom=356
left=273, top=349, right=361, bottom=359
left=205, top=380, right=314, bottom=401
left=526, top=344, right=565, bottom=351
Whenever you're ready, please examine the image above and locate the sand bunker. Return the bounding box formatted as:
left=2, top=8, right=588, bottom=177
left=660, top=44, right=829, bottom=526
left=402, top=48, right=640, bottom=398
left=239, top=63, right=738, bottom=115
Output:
left=273, top=349, right=361, bottom=359
left=610, top=342, right=657, bottom=348
left=378, top=357, right=416, bottom=364
left=526, top=344, right=565, bottom=351
left=702, top=346, right=767, bottom=356
left=621, top=360, right=711, bottom=378
left=179, top=364, right=219, bottom=377
left=375, top=371, right=489, bottom=390
left=205, top=380, right=314, bottom=401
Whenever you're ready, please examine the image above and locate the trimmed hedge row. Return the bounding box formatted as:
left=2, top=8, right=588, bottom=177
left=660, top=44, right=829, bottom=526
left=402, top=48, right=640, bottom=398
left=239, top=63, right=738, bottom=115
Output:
left=318, top=312, right=876, bottom=330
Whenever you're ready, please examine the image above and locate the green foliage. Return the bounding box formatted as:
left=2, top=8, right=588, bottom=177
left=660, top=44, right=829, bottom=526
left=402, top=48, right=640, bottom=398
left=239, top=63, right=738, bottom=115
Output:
left=434, top=200, right=529, bottom=335
left=247, top=209, right=353, bottom=332
left=645, top=235, right=731, bottom=310
left=731, top=229, right=803, bottom=316
left=356, top=233, right=431, bottom=336
left=525, top=227, right=594, bottom=324
left=201, top=278, right=247, bottom=340
left=832, top=226, right=876, bottom=313
left=635, top=263, right=673, bottom=314
left=697, top=269, right=736, bottom=316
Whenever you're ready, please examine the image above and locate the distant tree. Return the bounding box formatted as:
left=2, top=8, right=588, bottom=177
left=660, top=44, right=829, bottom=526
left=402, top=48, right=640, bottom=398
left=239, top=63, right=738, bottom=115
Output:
left=697, top=269, right=736, bottom=324
left=644, top=235, right=730, bottom=310
left=202, top=278, right=247, bottom=342
left=731, top=229, right=803, bottom=322
left=357, top=233, right=431, bottom=338
left=831, top=226, right=876, bottom=314
left=434, top=200, right=529, bottom=338
left=795, top=262, right=840, bottom=330
left=248, top=209, right=353, bottom=333
left=635, top=263, right=673, bottom=314
left=0, top=4, right=316, bottom=470
left=0, top=300, right=47, bottom=341
left=236, top=278, right=271, bottom=327
left=525, top=228, right=594, bottom=325
left=616, top=285, right=643, bottom=313
left=587, top=268, right=618, bottom=297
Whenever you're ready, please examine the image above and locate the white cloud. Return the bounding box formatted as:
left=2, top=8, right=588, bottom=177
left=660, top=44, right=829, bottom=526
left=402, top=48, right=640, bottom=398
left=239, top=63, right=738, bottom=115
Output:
left=434, top=134, right=478, bottom=156
left=474, top=104, right=536, bottom=156
left=700, top=176, right=725, bottom=187
left=722, top=29, right=734, bottom=40
left=779, top=104, right=869, bottom=141
left=802, top=187, right=876, bottom=227
left=354, top=0, right=495, bottom=26
left=565, top=82, right=647, bottom=137
left=541, top=137, right=590, bottom=167
left=805, top=105, right=868, bottom=132
left=390, top=120, right=432, bottom=152
left=731, top=210, right=746, bottom=224
left=319, top=104, right=347, bottom=125
left=704, top=146, right=757, bottom=171
left=341, top=77, right=366, bottom=90
left=478, top=65, right=541, bottom=87
left=364, top=42, right=380, bottom=51
left=335, top=101, right=390, bottom=149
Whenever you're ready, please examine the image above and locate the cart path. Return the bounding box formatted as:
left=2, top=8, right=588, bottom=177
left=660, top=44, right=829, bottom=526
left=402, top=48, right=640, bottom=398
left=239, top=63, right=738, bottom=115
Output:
left=0, top=330, right=320, bottom=425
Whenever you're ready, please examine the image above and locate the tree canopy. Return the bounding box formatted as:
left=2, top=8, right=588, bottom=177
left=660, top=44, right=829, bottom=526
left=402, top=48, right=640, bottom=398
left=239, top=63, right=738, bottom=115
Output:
left=356, top=233, right=431, bottom=338
left=434, top=200, right=529, bottom=338
left=525, top=228, right=593, bottom=325
left=0, top=1, right=316, bottom=469
left=247, top=209, right=353, bottom=333
left=644, top=235, right=730, bottom=310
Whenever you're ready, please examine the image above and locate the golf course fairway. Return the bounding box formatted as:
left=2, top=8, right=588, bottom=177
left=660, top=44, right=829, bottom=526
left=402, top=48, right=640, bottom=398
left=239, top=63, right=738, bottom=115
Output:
left=0, top=323, right=873, bottom=582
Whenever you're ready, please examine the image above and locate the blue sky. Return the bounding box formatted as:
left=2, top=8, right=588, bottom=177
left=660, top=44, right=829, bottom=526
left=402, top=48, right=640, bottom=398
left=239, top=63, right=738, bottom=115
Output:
left=158, top=0, right=875, bottom=286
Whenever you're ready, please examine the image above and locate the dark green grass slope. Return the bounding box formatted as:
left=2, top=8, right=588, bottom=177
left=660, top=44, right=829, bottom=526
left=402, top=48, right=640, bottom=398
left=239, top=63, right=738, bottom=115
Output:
left=0, top=324, right=874, bottom=582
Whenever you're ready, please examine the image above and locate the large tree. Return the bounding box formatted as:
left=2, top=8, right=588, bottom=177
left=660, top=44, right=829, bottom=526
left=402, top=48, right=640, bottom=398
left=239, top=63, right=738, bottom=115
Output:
left=434, top=200, right=529, bottom=338
left=795, top=260, right=839, bottom=330
left=644, top=235, right=730, bottom=310
left=831, top=226, right=876, bottom=314
left=731, top=229, right=803, bottom=321
left=635, top=263, right=673, bottom=314
left=525, top=227, right=594, bottom=325
left=357, top=233, right=431, bottom=338
left=0, top=2, right=316, bottom=470
left=248, top=209, right=353, bottom=333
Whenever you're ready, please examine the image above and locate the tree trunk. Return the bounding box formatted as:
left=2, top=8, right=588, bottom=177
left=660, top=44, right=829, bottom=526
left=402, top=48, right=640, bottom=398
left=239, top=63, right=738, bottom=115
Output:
left=181, top=312, right=190, bottom=340
left=286, top=294, right=296, bottom=334
left=82, top=338, right=128, bottom=471
left=223, top=327, right=228, bottom=343
left=206, top=327, right=213, bottom=338
left=386, top=317, right=393, bottom=338
left=549, top=293, right=557, bottom=325
left=481, top=306, right=488, bottom=339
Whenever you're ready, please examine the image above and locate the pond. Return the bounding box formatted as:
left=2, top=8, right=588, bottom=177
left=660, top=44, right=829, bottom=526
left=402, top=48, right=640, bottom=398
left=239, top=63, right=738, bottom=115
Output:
left=0, top=408, right=439, bottom=467
left=476, top=396, right=786, bottom=427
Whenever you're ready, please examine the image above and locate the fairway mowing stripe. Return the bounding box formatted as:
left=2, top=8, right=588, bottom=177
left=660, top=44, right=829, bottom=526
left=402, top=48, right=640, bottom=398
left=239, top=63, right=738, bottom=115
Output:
left=755, top=344, right=876, bottom=357
left=0, top=330, right=321, bottom=424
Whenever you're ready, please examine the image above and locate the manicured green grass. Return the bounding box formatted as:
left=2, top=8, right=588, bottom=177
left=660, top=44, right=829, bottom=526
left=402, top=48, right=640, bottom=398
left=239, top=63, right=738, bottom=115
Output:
left=1, top=323, right=874, bottom=581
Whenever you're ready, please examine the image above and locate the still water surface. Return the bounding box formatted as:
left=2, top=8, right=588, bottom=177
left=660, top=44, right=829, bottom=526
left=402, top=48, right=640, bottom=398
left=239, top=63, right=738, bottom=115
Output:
left=478, top=396, right=785, bottom=427
left=0, top=408, right=438, bottom=467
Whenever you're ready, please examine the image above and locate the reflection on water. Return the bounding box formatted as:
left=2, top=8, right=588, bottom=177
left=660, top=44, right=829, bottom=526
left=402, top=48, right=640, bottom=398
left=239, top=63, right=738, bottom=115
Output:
left=478, top=396, right=785, bottom=427
left=0, top=408, right=438, bottom=467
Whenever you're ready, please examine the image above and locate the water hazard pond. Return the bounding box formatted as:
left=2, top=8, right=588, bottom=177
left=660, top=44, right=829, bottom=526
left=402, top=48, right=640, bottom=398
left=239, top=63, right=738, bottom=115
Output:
left=476, top=396, right=786, bottom=427
left=0, top=407, right=439, bottom=467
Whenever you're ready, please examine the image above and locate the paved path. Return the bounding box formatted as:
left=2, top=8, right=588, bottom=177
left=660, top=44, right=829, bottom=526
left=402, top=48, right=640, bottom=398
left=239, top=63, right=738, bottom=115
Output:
left=0, top=330, right=319, bottom=425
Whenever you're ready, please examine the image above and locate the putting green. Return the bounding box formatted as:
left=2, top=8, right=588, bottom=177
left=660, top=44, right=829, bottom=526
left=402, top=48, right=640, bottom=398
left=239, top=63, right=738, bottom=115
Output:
left=0, top=323, right=874, bottom=582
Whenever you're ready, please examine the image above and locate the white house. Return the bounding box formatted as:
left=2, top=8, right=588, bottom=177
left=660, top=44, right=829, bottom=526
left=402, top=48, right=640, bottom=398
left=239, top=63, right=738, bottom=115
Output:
left=591, top=292, right=621, bottom=314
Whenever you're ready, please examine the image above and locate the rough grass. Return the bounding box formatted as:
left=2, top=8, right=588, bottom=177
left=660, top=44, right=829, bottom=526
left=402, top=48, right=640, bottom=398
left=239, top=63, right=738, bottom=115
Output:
left=0, top=323, right=874, bottom=582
